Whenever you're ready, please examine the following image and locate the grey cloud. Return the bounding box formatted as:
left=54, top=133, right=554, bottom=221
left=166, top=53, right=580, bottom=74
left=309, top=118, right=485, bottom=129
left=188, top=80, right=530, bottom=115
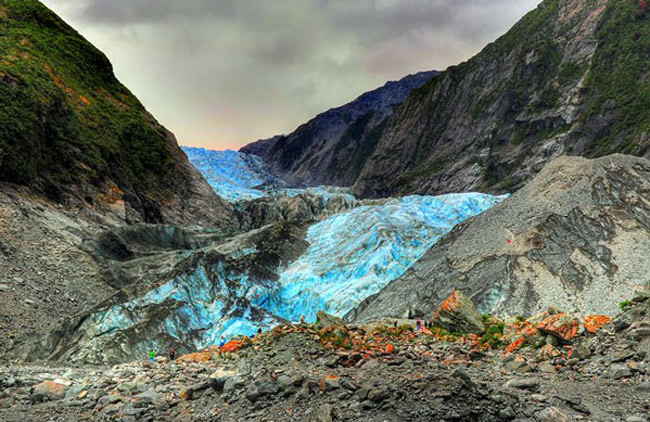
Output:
left=41, top=0, right=540, bottom=150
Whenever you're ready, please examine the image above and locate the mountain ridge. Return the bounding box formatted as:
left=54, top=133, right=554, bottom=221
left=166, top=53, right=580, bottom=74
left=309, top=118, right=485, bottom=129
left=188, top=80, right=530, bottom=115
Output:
left=240, top=70, right=438, bottom=187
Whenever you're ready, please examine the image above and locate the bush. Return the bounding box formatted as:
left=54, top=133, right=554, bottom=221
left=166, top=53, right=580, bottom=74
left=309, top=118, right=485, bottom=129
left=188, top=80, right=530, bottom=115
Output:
left=619, top=300, right=633, bottom=311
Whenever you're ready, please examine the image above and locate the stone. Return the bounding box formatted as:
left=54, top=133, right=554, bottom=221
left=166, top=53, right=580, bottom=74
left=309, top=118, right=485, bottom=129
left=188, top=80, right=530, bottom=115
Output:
left=130, top=390, right=161, bottom=408
left=504, top=378, right=540, bottom=390
left=317, top=403, right=333, bottom=422
left=209, top=369, right=238, bottom=392
left=368, top=387, right=390, bottom=403
left=98, top=395, right=122, bottom=406
left=432, top=291, right=485, bottom=334
left=316, top=311, right=346, bottom=328
left=64, top=385, right=87, bottom=400
left=530, top=394, right=547, bottom=402
left=245, top=382, right=280, bottom=402
left=32, top=380, right=67, bottom=402
left=534, top=407, right=570, bottom=422
left=223, top=376, right=245, bottom=393
left=360, top=359, right=380, bottom=370
left=608, top=363, right=632, bottom=380
left=537, top=314, right=580, bottom=343
left=181, top=381, right=210, bottom=400
left=611, top=350, right=635, bottom=363
left=538, top=362, right=557, bottom=374
left=570, top=344, right=591, bottom=360
left=537, top=345, right=562, bottom=361
left=636, top=382, right=650, bottom=392
left=505, top=359, right=532, bottom=373
left=628, top=328, right=650, bottom=341
left=626, top=417, right=646, bottom=422
left=0, top=397, right=15, bottom=409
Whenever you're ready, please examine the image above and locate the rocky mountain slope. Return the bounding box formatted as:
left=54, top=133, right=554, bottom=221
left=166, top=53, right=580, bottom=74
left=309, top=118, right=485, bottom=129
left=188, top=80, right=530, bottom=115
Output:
left=350, top=154, right=650, bottom=323
left=352, top=0, right=650, bottom=197
left=240, top=71, right=437, bottom=187
left=0, top=0, right=233, bottom=227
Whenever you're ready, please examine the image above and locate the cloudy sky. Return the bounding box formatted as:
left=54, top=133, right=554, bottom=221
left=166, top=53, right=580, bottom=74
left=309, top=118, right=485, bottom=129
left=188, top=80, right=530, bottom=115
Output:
left=42, top=0, right=540, bottom=150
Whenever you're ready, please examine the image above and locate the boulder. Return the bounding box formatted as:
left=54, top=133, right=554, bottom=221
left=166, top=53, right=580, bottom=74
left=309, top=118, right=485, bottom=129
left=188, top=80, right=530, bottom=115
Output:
left=316, top=311, right=346, bottom=329
left=432, top=291, right=485, bottom=334
left=537, top=314, right=580, bottom=343
left=32, top=380, right=67, bottom=402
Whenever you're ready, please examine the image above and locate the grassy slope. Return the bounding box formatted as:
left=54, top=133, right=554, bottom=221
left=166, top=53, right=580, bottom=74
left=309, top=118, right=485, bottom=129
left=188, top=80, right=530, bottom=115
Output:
left=0, top=0, right=176, bottom=205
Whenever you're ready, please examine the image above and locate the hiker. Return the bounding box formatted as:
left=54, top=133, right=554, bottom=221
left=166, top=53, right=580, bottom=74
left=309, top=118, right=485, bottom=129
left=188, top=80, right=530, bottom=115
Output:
left=169, top=348, right=176, bottom=361
left=257, top=327, right=262, bottom=335
left=416, top=320, right=421, bottom=331
left=300, top=315, right=305, bottom=325
left=219, top=335, right=226, bottom=348
left=393, top=320, right=398, bottom=328
left=149, top=349, right=155, bottom=363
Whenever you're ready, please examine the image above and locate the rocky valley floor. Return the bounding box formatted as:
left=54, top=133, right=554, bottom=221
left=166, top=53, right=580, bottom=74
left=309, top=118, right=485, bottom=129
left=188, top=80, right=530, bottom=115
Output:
left=4, top=295, right=650, bottom=422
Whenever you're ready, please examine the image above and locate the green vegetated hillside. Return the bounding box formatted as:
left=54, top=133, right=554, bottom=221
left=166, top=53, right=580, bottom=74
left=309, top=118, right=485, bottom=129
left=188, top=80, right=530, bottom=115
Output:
left=0, top=0, right=223, bottom=224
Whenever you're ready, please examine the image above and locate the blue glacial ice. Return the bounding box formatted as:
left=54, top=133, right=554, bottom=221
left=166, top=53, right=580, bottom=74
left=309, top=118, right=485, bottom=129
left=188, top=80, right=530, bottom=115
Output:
left=182, top=146, right=356, bottom=203
left=90, top=192, right=506, bottom=353
left=182, top=147, right=281, bottom=202
left=250, top=193, right=508, bottom=323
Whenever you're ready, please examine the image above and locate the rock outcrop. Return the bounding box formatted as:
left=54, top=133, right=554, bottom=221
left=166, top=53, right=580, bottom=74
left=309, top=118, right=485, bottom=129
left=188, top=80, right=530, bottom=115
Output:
left=432, top=291, right=485, bottom=335
left=240, top=71, right=437, bottom=187
left=350, top=154, right=650, bottom=322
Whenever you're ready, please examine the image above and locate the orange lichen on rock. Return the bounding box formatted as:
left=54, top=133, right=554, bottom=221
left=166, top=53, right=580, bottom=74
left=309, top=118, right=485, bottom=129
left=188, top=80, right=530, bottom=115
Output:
left=220, top=340, right=245, bottom=353
left=583, top=315, right=611, bottom=334
left=537, top=313, right=580, bottom=342
left=505, top=337, right=525, bottom=354
left=385, top=344, right=394, bottom=354
left=176, top=346, right=219, bottom=363
left=439, top=291, right=460, bottom=312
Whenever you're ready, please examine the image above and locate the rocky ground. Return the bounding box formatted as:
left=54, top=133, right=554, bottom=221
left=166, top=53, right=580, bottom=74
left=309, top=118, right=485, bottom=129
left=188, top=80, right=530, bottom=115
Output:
left=4, top=293, right=650, bottom=421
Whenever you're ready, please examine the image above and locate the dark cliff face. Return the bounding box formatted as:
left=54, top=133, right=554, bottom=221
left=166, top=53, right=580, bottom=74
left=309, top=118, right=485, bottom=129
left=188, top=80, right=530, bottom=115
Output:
left=353, top=0, right=650, bottom=198
left=0, top=0, right=234, bottom=228
left=240, top=71, right=437, bottom=187
left=349, top=154, right=650, bottom=322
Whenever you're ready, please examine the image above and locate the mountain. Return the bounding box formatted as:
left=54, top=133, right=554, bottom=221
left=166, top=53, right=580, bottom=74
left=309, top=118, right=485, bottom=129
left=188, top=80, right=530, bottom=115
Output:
left=349, top=154, right=650, bottom=323
left=242, top=0, right=650, bottom=199
left=24, top=192, right=503, bottom=364
left=352, top=0, right=650, bottom=197
left=240, top=71, right=437, bottom=187
left=0, top=0, right=233, bottom=227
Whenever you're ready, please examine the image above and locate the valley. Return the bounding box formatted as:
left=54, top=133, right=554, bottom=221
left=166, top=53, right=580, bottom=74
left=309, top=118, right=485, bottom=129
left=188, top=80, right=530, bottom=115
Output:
left=3, top=0, right=650, bottom=420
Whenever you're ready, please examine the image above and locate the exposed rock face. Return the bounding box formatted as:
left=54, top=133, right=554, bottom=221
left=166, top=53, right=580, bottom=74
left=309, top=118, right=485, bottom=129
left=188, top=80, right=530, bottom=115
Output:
left=0, top=0, right=235, bottom=228
left=21, top=221, right=310, bottom=365
left=350, top=154, right=650, bottom=321
left=352, top=0, right=650, bottom=198
left=432, top=291, right=485, bottom=334
left=240, top=71, right=437, bottom=187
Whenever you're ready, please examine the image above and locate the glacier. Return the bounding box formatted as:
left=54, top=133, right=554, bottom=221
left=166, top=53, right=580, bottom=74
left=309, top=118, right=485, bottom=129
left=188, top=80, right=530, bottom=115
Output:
left=86, top=191, right=506, bottom=356
left=250, top=194, right=507, bottom=323
left=182, top=146, right=356, bottom=203
left=182, top=147, right=281, bottom=202
left=60, top=147, right=509, bottom=361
